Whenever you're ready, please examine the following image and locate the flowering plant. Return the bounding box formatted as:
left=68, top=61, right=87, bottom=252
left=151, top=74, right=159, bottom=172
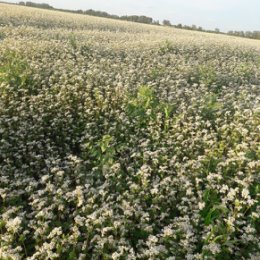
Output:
left=0, top=3, right=259, bottom=260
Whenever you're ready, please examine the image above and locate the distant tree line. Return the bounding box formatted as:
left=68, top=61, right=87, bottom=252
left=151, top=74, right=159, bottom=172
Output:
left=227, top=30, right=260, bottom=40
left=18, top=1, right=53, bottom=9
left=17, top=2, right=159, bottom=25
left=173, top=23, right=260, bottom=40
left=83, top=10, right=160, bottom=25
left=16, top=1, right=260, bottom=40
left=174, top=23, right=223, bottom=34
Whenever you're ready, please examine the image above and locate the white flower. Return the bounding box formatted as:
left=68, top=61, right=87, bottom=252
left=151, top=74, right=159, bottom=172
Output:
left=163, top=226, right=174, bottom=237
left=48, top=227, right=62, bottom=239
left=6, top=217, right=22, bottom=233
left=227, top=188, right=237, bottom=201
left=198, top=202, right=205, bottom=210
left=111, top=252, right=121, bottom=260
left=148, top=235, right=158, bottom=244
left=207, top=243, right=221, bottom=255
left=41, top=175, right=49, bottom=182
left=242, top=188, right=250, bottom=199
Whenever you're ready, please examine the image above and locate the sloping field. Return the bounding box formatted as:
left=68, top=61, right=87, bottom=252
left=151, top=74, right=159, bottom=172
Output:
left=0, top=4, right=259, bottom=260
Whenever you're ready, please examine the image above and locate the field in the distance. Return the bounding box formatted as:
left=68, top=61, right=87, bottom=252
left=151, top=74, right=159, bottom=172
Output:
left=0, top=3, right=259, bottom=260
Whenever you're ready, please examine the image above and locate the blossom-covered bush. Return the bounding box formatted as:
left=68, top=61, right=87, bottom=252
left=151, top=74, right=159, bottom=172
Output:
left=0, top=3, right=259, bottom=260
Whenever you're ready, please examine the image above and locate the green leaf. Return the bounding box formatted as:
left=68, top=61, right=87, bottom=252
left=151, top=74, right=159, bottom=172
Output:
left=100, top=135, right=112, bottom=153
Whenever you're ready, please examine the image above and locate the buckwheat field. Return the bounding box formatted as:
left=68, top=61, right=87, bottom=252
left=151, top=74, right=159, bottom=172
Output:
left=0, top=3, right=260, bottom=260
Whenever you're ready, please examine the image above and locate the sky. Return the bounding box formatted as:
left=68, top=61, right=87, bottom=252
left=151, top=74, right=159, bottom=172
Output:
left=2, top=0, right=260, bottom=32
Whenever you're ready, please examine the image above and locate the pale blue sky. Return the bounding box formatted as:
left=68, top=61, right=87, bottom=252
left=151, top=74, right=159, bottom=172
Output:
left=3, top=0, right=260, bottom=32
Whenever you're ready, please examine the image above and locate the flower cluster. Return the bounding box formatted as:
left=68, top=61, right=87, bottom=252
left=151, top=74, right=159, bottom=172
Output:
left=0, top=3, right=259, bottom=260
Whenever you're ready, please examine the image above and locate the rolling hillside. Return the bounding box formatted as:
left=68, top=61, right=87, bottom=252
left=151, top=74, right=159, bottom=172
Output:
left=0, top=4, right=259, bottom=260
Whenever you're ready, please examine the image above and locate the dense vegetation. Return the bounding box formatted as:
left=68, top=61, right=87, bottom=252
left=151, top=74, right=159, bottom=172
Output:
left=0, top=4, right=260, bottom=260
